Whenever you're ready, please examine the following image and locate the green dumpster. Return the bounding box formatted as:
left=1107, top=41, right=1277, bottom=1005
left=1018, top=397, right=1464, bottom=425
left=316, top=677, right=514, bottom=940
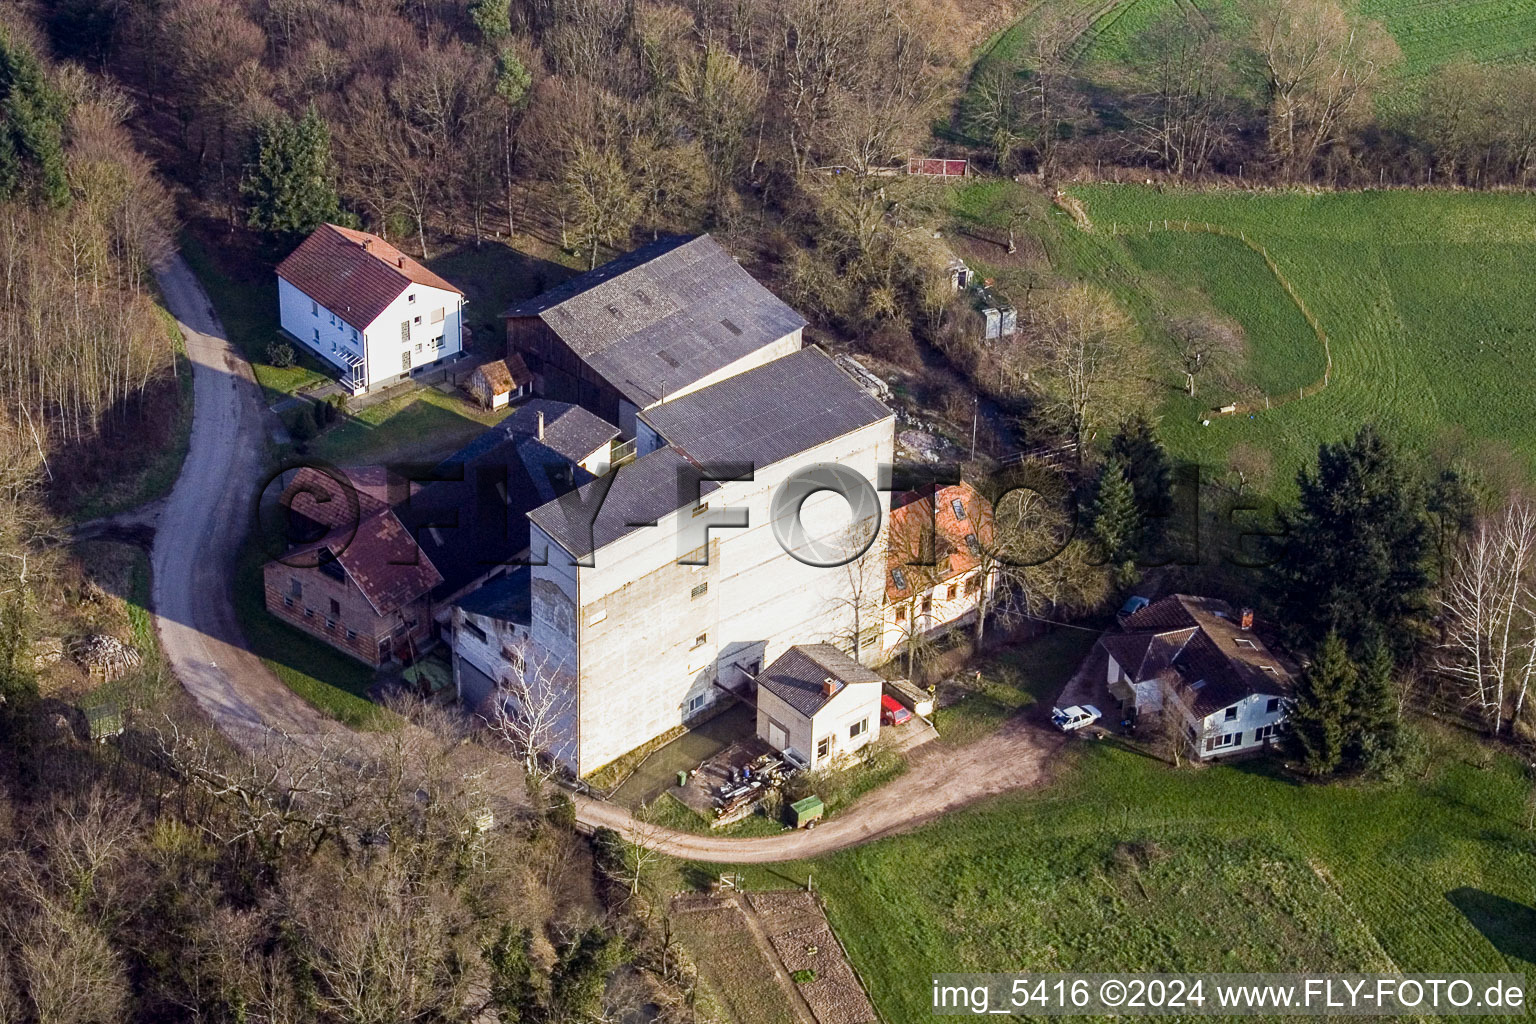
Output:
left=790, top=795, right=824, bottom=829
left=676, top=770, right=689, bottom=788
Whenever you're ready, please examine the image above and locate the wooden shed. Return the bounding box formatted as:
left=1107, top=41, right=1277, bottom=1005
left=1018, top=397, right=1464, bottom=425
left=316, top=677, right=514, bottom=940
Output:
left=467, top=355, right=530, bottom=410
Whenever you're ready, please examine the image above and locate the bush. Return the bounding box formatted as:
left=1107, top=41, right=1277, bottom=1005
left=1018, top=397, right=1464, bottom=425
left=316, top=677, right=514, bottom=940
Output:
left=266, top=340, right=296, bottom=368
left=545, top=791, right=576, bottom=829
left=863, top=322, right=923, bottom=371
left=1361, top=724, right=1430, bottom=784
left=287, top=403, right=319, bottom=441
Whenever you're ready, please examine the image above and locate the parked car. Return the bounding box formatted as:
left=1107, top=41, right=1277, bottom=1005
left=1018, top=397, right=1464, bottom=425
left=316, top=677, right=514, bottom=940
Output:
left=1051, top=704, right=1102, bottom=732
left=881, top=694, right=912, bottom=726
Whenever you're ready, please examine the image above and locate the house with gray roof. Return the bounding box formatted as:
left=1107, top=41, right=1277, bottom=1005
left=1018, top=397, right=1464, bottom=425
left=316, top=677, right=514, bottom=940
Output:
left=504, top=235, right=806, bottom=434
left=754, top=644, right=883, bottom=770
left=1098, top=594, right=1295, bottom=759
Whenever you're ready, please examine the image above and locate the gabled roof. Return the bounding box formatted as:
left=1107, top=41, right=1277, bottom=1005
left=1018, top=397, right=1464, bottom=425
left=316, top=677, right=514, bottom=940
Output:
left=397, top=403, right=601, bottom=597
left=276, top=224, right=461, bottom=332
left=639, top=347, right=891, bottom=469
left=756, top=643, right=882, bottom=720
left=279, top=473, right=442, bottom=618
left=504, top=234, right=807, bottom=409
left=472, top=356, right=530, bottom=395
left=886, top=480, right=993, bottom=603
left=1108, top=594, right=1295, bottom=718
left=528, top=446, right=717, bottom=561
left=447, top=399, right=618, bottom=468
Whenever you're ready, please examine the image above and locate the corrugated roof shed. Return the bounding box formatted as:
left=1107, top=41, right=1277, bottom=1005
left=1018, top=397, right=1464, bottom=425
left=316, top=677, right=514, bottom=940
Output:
left=639, top=347, right=890, bottom=469
left=503, top=235, right=807, bottom=409
left=756, top=643, right=882, bottom=720
left=276, top=224, right=462, bottom=332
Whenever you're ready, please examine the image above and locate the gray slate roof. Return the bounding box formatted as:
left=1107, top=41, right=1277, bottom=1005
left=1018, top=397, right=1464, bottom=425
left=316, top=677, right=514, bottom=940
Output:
left=528, top=447, right=721, bottom=560
left=455, top=566, right=531, bottom=625
left=639, top=347, right=891, bottom=470
left=446, top=399, right=618, bottom=468
left=503, top=235, right=807, bottom=409
left=757, top=643, right=882, bottom=719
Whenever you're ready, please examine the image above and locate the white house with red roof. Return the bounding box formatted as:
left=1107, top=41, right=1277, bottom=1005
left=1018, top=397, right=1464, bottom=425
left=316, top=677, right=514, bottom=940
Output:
left=276, top=223, right=465, bottom=394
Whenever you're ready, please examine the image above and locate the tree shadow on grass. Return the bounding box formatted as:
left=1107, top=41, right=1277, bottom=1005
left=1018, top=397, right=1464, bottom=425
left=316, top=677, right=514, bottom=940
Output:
left=1446, top=887, right=1536, bottom=965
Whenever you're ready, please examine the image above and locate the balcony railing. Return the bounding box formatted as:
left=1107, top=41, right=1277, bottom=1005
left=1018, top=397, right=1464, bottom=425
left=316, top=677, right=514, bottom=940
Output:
left=610, top=437, right=637, bottom=469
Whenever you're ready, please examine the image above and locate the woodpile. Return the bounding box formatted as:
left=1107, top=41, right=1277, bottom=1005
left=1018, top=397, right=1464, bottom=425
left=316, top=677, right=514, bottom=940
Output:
left=69, top=635, right=142, bottom=680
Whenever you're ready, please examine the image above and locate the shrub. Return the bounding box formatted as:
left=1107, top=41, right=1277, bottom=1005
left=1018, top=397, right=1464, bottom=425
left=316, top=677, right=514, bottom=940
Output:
left=864, top=322, right=923, bottom=371
left=792, top=969, right=816, bottom=984
left=287, top=403, right=319, bottom=441
left=266, top=340, right=296, bottom=368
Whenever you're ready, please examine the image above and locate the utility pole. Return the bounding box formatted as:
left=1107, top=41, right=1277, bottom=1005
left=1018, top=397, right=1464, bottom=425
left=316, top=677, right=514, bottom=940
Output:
left=970, top=394, right=979, bottom=462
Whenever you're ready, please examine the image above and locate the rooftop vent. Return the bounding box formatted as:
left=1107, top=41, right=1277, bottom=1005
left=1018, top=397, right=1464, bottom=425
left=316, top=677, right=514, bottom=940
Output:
left=720, top=318, right=741, bottom=335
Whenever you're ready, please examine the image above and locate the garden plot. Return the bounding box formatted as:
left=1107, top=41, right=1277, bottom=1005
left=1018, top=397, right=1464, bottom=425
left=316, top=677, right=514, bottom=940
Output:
left=748, top=892, right=878, bottom=1024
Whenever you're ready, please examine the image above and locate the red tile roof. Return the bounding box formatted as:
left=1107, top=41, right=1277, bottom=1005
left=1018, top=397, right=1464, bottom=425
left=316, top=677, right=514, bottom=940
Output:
left=886, top=481, right=993, bottom=603
left=277, top=466, right=442, bottom=616
left=275, top=224, right=461, bottom=332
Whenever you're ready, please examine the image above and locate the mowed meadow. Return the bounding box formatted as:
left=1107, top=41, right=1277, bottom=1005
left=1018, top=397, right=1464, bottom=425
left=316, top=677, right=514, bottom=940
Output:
left=1062, top=187, right=1536, bottom=482
left=714, top=725, right=1536, bottom=1023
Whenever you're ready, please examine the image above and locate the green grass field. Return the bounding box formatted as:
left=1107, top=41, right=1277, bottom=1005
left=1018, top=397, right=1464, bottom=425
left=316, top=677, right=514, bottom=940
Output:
left=710, top=724, right=1536, bottom=1023
left=964, top=0, right=1536, bottom=130
left=301, top=387, right=510, bottom=466
left=1054, top=187, right=1536, bottom=485
left=180, top=234, right=332, bottom=403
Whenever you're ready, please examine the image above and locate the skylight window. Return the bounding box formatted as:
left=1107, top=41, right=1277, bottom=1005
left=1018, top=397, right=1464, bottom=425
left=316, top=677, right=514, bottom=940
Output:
left=891, top=568, right=908, bottom=591
left=951, top=498, right=967, bottom=521
left=720, top=318, right=742, bottom=335
left=965, top=534, right=980, bottom=555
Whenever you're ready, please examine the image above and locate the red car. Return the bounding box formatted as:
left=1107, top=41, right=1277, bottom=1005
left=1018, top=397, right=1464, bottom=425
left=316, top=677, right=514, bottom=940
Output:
left=881, top=694, right=912, bottom=726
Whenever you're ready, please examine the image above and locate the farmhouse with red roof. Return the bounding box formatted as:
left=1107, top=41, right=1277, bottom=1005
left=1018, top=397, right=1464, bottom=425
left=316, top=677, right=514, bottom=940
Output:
left=276, top=223, right=465, bottom=394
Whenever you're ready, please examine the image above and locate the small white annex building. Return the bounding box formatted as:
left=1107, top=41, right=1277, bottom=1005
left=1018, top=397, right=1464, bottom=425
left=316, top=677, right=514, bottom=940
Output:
left=754, top=644, right=883, bottom=770
left=276, top=224, right=465, bottom=394
left=1099, top=594, right=1293, bottom=760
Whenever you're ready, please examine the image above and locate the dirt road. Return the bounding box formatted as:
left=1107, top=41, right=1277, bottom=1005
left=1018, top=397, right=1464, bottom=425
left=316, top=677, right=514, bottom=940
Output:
left=575, top=715, right=1066, bottom=863
left=149, top=253, right=337, bottom=743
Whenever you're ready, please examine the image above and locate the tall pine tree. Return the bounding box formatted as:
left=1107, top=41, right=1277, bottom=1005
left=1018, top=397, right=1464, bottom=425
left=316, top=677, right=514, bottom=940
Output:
left=1349, top=637, right=1400, bottom=762
left=0, top=30, right=69, bottom=207
left=1274, top=425, right=1431, bottom=662
left=1091, top=455, right=1141, bottom=583
left=242, top=104, right=345, bottom=239
left=1286, top=631, right=1356, bottom=777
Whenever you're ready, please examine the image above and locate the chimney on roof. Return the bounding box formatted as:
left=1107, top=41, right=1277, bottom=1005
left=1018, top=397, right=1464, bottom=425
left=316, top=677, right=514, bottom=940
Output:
left=822, top=677, right=838, bottom=696
left=362, top=238, right=371, bottom=251
left=537, top=410, right=545, bottom=441
left=1240, top=608, right=1254, bottom=631
left=396, top=256, right=404, bottom=268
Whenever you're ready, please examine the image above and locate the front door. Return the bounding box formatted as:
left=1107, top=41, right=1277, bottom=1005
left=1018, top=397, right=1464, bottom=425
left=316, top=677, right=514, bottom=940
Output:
left=768, top=720, right=787, bottom=751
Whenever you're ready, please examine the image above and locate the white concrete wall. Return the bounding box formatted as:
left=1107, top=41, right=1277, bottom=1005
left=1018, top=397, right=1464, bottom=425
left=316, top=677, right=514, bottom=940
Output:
left=278, top=276, right=365, bottom=381
left=1177, top=691, right=1286, bottom=758
left=808, top=681, right=880, bottom=768
left=362, top=284, right=463, bottom=389
left=531, top=414, right=894, bottom=775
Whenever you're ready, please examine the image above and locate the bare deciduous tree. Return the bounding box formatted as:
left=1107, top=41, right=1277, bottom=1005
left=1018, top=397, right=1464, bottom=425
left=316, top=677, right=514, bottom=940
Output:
left=1438, top=499, right=1536, bottom=737
left=1249, top=0, right=1400, bottom=179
